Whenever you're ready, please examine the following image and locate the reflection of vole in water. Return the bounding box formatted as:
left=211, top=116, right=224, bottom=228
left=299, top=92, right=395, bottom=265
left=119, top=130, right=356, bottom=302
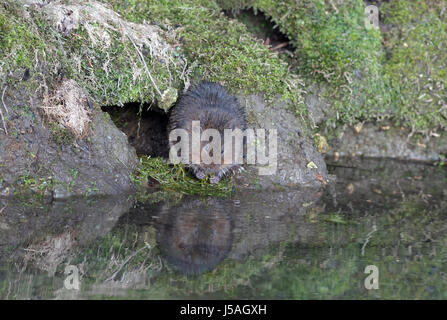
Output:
left=168, top=82, right=247, bottom=183
left=157, top=198, right=233, bottom=275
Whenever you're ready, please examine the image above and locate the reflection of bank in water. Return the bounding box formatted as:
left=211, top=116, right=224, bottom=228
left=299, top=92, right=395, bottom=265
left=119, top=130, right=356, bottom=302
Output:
left=157, top=197, right=234, bottom=275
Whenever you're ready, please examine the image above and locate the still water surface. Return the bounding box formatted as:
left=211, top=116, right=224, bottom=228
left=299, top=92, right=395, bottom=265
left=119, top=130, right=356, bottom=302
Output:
left=1, top=159, right=446, bottom=299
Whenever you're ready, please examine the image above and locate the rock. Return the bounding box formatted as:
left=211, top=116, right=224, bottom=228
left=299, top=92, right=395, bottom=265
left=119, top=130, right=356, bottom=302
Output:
left=327, top=122, right=447, bottom=163
left=235, top=94, right=328, bottom=188
left=304, top=84, right=328, bottom=126
left=0, top=84, right=138, bottom=197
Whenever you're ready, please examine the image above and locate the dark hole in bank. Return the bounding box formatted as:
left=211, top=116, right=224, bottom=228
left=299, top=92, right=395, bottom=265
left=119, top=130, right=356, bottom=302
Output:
left=225, top=8, right=295, bottom=56
left=101, top=103, right=169, bottom=158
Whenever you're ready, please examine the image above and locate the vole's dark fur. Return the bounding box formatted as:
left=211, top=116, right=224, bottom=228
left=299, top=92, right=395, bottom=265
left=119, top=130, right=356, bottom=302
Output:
left=168, top=82, right=247, bottom=183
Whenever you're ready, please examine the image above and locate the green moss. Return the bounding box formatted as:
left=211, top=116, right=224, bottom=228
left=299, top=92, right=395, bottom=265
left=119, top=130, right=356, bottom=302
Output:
left=381, top=0, right=447, bottom=130
left=1, top=1, right=186, bottom=110
left=219, top=0, right=447, bottom=132
left=256, top=1, right=381, bottom=81
left=101, top=0, right=306, bottom=119
left=35, top=19, right=180, bottom=106
left=218, top=1, right=388, bottom=125
left=0, top=4, right=45, bottom=86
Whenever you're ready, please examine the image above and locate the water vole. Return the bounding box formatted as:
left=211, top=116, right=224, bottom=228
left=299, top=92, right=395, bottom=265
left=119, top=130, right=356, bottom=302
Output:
left=168, top=82, right=247, bottom=183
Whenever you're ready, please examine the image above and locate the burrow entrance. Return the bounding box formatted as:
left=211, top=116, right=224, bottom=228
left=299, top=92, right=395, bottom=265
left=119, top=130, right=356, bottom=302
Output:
left=102, top=103, right=169, bottom=158
left=225, top=8, right=295, bottom=57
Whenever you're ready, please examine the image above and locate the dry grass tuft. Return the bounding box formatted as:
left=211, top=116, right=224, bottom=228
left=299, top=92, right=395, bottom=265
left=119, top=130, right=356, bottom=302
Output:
left=42, top=79, right=91, bottom=137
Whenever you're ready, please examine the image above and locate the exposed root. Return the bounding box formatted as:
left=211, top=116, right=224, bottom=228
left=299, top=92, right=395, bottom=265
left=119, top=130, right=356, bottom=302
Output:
left=0, top=86, right=8, bottom=135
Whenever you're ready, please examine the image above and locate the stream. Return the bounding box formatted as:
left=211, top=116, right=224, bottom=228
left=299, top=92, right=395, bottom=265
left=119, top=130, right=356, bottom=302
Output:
left=1, top=159, right=446, bottom=299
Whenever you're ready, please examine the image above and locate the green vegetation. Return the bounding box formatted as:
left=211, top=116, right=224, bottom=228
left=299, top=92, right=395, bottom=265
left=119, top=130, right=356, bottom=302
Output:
left=217, top=0, right=447, bottom=132
left=101, top=0, right=306, bottom=116
left=48, top=123, right=75, bottom=145
left=2, top=0, right=446, bottom=132
left=218, top=0, right=389, bottom=125
left=262, top=0, right=388, bottom=126
left=11, top=174, right=55, bottom=207
left=0, top=0, right=184, bottom=107
left=131, top=156, right=234, bottom=199
left=66, top=168, right=79, bottom=193
left=0, top=4, right=45, bottom=87
left=1, top=0, right=307, bottom=118
left=2, top=0, right=447, bottom=194
left=15, top=174, right=54, bottom=194
left=381, top=0, right=447, bottom=130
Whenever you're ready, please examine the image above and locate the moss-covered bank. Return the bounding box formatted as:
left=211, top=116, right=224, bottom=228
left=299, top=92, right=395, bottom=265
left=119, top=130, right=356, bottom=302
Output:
left=217, top=0, right=447, bottom=133
left=1, top=0, right=328, bottom=196
left=2, top=0, right=446, bottom=196
left=100, top=0, right=306, bottom=114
